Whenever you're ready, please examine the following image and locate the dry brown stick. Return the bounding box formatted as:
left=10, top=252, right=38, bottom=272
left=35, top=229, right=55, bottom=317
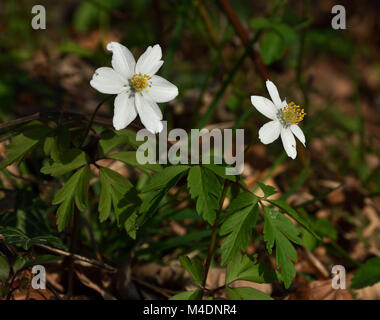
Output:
left=35, top=243, right=117, bottom=273
left=219, top=0, right=270, bottom=80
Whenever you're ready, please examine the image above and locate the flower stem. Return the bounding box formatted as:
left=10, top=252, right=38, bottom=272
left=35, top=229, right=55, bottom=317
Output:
left=201, top=180, right=229, bottom=297
left=79, top=96, right=111, bottom=147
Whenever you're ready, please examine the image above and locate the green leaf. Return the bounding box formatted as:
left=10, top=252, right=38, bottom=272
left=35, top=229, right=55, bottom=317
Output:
left=257, top=182, right=277, bottom=198
left=0, top=122, right=51, bottom=169
left=260, top=31, right=285, bottom=65
left=98, top=169, right=112, bottom=222
left=98, top=167, right=135, bottom=223
left=0, top=256, right=10, bottom=282
left=227, top=287, right=273, bottom=300
left=351, top=258, right=380, bottom=289
left=170, top=290, right=202, bottom=300
left=187, top=166, right=221, bottom=224
left=268, top=199, right=319, bottom=239
left=53, top=167, right=90, bottom=231
left=226, top=192, right=258, bottom=214
left=220, top=198, right=259, bottom=265
left=313, top=219, right=337, bottom=240
left=41, top=149, right=88, bottom=176
left=179, top=256, right=205, bottom=286
left=142, top=165, right=190, bottom=193
left=12, top=255, right=26, bottom=274
left=250, top=17, right=272, bottom=29
left=98, top=129, right=141, bottom=156
left=202, top=164, right=237, bottom=182
left=263, top=208, right=302, bottom=288
left=74, top=166, right=91, bottom=211
left=226, top=254, right=278, bottom=285
left=24, top=255, right=60, bottom=268
left=108, top=151, right=162, bottom=172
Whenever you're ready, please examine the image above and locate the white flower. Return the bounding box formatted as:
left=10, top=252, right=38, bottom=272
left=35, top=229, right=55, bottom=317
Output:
left=90, top=42, right=178, bottom=133
left=250, top=80, right=306, bottom=159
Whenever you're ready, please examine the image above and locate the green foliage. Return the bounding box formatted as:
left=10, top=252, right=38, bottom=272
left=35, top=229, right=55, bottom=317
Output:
left=268, top=199, right=319, bottom=238
left=179, top=255, right=205, bottom=286
left=98, top=167, right=140, bottom=238
left=108, top=151, right=162, bottom=172
left=226, top=253, right=278, bottom=285
left=170, top=289, right=202, bottom=300
left=257, top=182, right=277, bottom=198
left=187, top=166, right=222, bottom=224
left=219, top=192, right=259, bottom=265
left=0, top=121, right=51, bottom=169
left=351, top=258, right=380, bottom=289
left=41, top=149, right=88, bottom=176
left=0, top=226, right=65, bottom=250
left=53, top=166, right=91, bottom=231
left=260, top=31, right=285, bottom=65
left=98, top=129, right=142, bottom=156
left=0, top=256, right=10, bottom=282
left=263, top=208, right=303, bottom=288
left=227, top=287, right=272, bottom=300
left=142, top=165, right=190, bottom=193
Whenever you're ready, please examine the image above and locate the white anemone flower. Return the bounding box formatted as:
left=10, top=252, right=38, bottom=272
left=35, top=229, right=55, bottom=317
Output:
left=251, top=80, right=306, bottom=159
left=90, top=42, right=178, bottom=133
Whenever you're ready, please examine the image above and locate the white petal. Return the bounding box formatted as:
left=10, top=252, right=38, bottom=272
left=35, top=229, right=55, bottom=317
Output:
left=266, top=80, right=282, bottom=108
left=258, top=120, right=281, bottom=145
left=147, top=75, right=178, bottom=103
left=250, top=96, right=277, bottom=120
left=281, top=99, right=287, bottom=109
left=107, top=42, right=136, bottom=79
left=113, top=92, right=137, bottom=130
left=135, top=44, right=163, bottom=75
left=135, top=94, right=163, bottom=133
left=90, top=67, right=126, bottom=94
left=281, top=128, right=297, bottom=159
left=290, top=125, right=306, bottom=146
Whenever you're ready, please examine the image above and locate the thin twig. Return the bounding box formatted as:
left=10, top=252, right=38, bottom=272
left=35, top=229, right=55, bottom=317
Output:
left=218, top=0, right=270, bottom=80
left=34, top=243, right=117, bottom=273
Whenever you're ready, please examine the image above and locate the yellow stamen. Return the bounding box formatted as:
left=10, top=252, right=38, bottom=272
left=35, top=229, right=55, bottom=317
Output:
left=281, top=102, right=306, bottom=125
left=130, top=73, right=152, bottom=92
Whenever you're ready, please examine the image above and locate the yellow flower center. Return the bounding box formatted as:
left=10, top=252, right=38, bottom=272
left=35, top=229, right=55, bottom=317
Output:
left=281, top=102, right=306, bottom=125
left=130, top=73, right=152, bottom=92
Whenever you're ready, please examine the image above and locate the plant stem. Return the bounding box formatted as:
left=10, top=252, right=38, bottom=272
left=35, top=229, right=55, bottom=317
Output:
left=79, top=96, right=111, bottom=147
left=201, top=180, right=229, bottom=297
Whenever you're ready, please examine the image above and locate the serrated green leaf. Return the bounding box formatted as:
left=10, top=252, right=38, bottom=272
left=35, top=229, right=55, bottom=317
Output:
left=52, top=166, right=89, bottom=231
left=227, top=286, right=273, bottom=300
left=351, top=258, right=380, bottom=289
left=202, top=164, right=237, bottom=182
left=179, top=256, right=205, bottom=286
left=220, top=202, right=259, bottom=265
left=268, top=199, right=319, bottom=239
left=142, top=165, right=190, bottom=193
left=0, top=122, right=51, bottom=169
left=75, top=166, right=91, bottom=211
left=257, top=182, right=277, bottom=198
left=0, top=256, right=10, bottom=282
left=188, top=166, right=221, bottom=224
left=170, top=289, right=202, bottom=300
left=263, top=208, right=302, bottom=288
left=108, top=151, right=162, bottom=172
left=41, top=149, right=88, bottom=176
left=226, top=192, right=258, bottom=214
left=0, top=227, right=65, bottom=250
left=226, top=254, right=278, bottom=285
left=98, top=129, right=141, bottom=156
left=260, top=31, right=285, bottom=65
